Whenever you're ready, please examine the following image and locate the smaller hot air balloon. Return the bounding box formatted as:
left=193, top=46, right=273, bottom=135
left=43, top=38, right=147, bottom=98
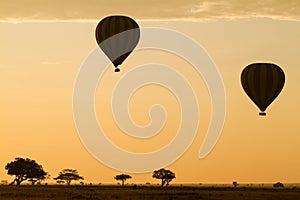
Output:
left=241, top=63, right=285, bottom=116
left=95, top=15, right=140, bottom=72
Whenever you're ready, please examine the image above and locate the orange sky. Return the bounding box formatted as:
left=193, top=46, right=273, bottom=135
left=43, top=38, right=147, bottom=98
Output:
left=0, top=1, right=300, bottom=184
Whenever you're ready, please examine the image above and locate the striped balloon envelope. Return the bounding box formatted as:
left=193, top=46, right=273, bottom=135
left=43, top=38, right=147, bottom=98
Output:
left=95, top=16, right=140, bottom=72
left=241, top=63, right=285, bottom=116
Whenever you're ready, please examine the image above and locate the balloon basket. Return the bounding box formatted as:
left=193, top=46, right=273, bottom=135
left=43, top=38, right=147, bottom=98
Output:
left=259, top=112, right=266, bottom=116
left=115, top=68, right=120, bottom=72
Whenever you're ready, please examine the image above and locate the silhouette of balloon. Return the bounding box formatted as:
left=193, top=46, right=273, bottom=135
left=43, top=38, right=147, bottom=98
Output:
left=95, top=15, right=140, bottom=72
left=241, top=63, right=285, bottom=116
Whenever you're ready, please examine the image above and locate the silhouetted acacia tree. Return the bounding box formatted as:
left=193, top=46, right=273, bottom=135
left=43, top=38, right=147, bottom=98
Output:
left=54, top=169, right=83, bottom=185
left=152, top=168, right=175, bottom=187
left=233, top=181, right=238, bottom=187
left=114, top=174, right=132, bottom=186
left=5, top=157, right=47, bottom=185
left=273, top=182, right=284, bottom=188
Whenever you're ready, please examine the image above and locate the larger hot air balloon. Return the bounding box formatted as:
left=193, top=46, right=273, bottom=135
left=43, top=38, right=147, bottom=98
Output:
left=241, top=63, right=285, bottom=116
left=95, top=15, right=140, bottom=72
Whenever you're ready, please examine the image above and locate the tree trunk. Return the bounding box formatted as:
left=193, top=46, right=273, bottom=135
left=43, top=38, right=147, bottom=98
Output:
left=161, top=179, right=165, bottom=187
left=16, top=179, right=21, bottom=185
left=67, top=180, right=71, bottom=185
left=166, top=181, right=169, bottom=186
left=122, top=180, right=124, bottom=186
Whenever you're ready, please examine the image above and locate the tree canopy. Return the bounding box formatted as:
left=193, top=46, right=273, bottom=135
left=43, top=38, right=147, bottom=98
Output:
left=152, top=168, right=175, bottom=187
left=5, top=157, right=47, bottom=185
left=54, top=169, right=83, bottom=185
left=114, top=174, right=132, bottom=186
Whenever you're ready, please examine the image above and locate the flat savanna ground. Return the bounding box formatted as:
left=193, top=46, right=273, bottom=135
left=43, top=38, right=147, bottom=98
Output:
left=1, top=185, right=300, bottom=200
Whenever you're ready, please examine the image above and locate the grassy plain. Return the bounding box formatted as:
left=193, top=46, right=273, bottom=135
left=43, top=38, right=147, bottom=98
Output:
left=0, top=185, right=300, bottom=200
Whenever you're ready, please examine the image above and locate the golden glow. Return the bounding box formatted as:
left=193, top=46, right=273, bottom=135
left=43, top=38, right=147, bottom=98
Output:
left=0, top=19, right=300, bottom=184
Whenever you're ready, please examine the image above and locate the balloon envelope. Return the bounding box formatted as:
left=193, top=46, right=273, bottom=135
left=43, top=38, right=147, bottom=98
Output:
left=95, top=16, right=140, bottom=72
left=241, top=63, right=285, bottom=116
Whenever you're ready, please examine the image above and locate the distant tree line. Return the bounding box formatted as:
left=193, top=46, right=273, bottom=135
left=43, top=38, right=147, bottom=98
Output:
left=4, top=157, right=287, bottom=188
left=4, top=157, right=176, bottom=187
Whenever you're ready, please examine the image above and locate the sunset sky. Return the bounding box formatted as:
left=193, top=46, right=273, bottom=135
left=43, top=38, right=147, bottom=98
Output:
left=1, top=1, right=300, bottom=184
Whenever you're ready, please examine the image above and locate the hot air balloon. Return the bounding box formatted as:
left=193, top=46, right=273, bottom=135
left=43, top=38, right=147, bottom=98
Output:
left=241, top=63, right=285, bottom=116
left=95, top=15, right=140, bottom=72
